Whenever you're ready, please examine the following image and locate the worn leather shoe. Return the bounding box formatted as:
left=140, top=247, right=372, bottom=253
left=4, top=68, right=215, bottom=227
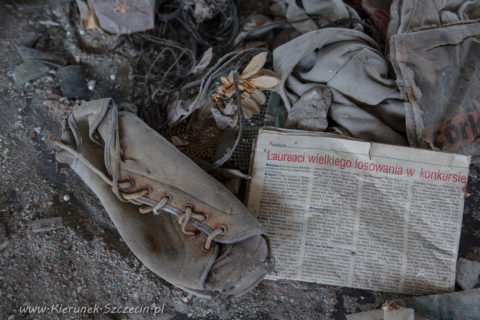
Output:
left=55, top=98, right=272, bottom=298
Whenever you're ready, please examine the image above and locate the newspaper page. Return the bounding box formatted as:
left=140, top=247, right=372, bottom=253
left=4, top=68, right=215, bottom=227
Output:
left=247, top=127, right=471, bottom=294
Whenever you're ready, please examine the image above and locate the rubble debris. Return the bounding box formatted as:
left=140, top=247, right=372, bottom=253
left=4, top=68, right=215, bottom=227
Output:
left=16, top=45, right=66, bottom=66
left=12, top=62, right=50, bottom=86
left=456, top=258, right=480, bottom=290
left=56, top=65, right=89, bottom=99
left=4, top=0, right=480, bottom=317
left=42, top=97, right=74, bottom=119
left=0, top=223, right=8, bottom=252
left=13, top=37, right=66, bottom=86
left=30, top=217, right=64, bottom=233
left=38, top=20, right=61, bottom=27
left=346, top=300, right=415, bottom=320
left=401, top=288, right=480, bottom=320
left=76, top=0, right=155, bottom=34
left=285, top=85, right=331, bottom=131
left=87, top=80, right=96, bottom=91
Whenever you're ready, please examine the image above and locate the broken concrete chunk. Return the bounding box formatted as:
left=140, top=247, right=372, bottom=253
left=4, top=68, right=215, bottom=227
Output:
left=16, top=45, right=66, bottom=66
left=56, top=65, right=89, bottom=99
left=0, top=223, right=5, bottom=241
left=346, top=300, right=415, bottom=320
left=402, top=288, right=480, bottom=319
left=13, top=62, right=50, bottom=86
left=0, top=223, right=8, bottom=252
left=285, top=85, right=331, bottom=131
left=30, top=217, right=64, bottom=233
left=456, top=258, right=480, bottom=290
left=77, top=0, right=155, bottom=34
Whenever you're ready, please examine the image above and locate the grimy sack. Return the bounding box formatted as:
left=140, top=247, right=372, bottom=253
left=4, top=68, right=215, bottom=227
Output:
left=390, top=21, right=480, bottom=161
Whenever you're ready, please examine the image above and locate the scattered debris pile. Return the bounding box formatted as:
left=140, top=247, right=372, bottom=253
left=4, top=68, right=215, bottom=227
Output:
left=4, top=0, right=480, bottom=318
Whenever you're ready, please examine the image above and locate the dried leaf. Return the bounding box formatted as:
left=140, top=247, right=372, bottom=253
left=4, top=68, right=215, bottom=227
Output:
left=250, top=75, right=279, bottom=89
left=250, top=90, right=267, bottom=105
left=30, top=217, right=63, bottom=233
left=82, top=10, right=98, bottom=29
left=220, top=76, right=230, bottom=86
left=224, top=85, right=235, bottom=98
left=191, top=47, right=213, bottom=74
left=257, top=68, right=278, bottom=78
left=241, top=96, right=260, bottom=119
left=227, top=71, right=234, bottom=82
left=241, top=52, right=267, bottom=79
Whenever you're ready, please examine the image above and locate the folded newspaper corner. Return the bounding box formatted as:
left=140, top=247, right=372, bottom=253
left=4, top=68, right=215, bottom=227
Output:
left=246, top=127, right=471, bottom=295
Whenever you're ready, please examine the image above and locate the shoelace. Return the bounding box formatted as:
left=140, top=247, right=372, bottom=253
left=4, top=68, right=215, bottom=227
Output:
left=54, top=139, right=225, bottom=250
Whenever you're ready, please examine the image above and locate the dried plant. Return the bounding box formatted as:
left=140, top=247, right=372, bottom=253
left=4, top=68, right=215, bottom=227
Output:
left=212, top=52, right=279, bottom=119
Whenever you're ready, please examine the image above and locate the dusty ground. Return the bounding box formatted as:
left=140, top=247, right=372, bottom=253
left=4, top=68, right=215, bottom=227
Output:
left=1, top=2, right=479, bottom=320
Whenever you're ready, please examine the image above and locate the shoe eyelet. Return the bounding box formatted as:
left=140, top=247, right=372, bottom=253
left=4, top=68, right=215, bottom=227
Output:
left=144, top=186, right=153, bottom=196
left=218, top=225, right=227, bottom=234
left=181, top=203, right=193, bottom=211
left=189, top=230, right=200, bottom=239
left=162, top=193, right=173, bottom=204
left=201, top=213, right=209, bottom=223
left=118, top=177, right=135, bottom=190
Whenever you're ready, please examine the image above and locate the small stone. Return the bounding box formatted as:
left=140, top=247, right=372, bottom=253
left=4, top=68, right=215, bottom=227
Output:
left=30, top=217, right=63, bottom=233
left=286, top=85, right=331, bottom=131
left=110, top=74, right=116, bottom=81
left=63, top=194, right=70, bottom=202
left=56, top=66, right=88, bottom=99
left=13, top=62, right=50, bottom=86
left=79, top=29, right=85, bottom=36
left=456, top=258, right=480, bottom=290
left=87, top=80, right=96, bottom=91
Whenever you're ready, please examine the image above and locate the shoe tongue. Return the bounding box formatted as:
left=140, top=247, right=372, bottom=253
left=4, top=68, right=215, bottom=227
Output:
left=95, top=108, right=266, bottom=241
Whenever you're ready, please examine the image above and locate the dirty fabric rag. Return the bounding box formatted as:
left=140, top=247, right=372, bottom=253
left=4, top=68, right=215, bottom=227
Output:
left=273, top=28, right=407, bottom=145
left=389, top=0, right=480, bottom=159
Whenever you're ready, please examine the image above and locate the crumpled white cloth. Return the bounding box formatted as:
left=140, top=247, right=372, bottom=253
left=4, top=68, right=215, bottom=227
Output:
left=273, top=28, right=407, bottom=145
left=388, top=0, right=480, bottom=38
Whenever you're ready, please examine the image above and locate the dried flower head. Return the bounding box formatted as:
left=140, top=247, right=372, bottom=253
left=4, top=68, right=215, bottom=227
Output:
left=212, top=52, right=279, bottom=119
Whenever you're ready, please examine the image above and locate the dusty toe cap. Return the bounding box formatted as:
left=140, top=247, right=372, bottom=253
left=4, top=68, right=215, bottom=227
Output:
left=204, top=235, right=271, bottom=296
